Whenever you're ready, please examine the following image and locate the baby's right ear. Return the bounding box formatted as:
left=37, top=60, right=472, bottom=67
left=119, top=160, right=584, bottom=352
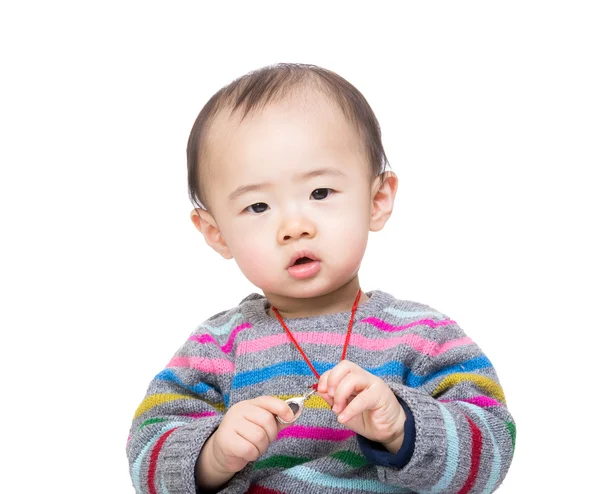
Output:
left=190, top=208, right=233, bottom=260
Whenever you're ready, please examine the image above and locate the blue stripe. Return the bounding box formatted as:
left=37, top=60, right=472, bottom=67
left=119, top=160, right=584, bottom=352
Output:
left=155, top=369, right=229, bottom=408
left=231, top=356, right=491, bottom=390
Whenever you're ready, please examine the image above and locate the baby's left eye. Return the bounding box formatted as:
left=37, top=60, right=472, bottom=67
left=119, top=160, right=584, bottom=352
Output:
left=311, top=188, right=333, bottom=200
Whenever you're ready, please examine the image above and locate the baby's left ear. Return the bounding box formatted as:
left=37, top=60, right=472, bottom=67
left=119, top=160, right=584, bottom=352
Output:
left=369, top=172, right=398, bottom=232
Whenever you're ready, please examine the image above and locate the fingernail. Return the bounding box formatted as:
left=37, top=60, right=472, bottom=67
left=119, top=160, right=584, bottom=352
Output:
left=332, top=404, right=339, bottom=413
left=338, top=414, right=346, bottom=423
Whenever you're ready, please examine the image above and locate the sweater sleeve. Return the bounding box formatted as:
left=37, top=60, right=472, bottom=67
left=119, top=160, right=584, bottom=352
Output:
left=126, top=323, right=232, bottom=494
left=370, top=313, right=516, bottom=493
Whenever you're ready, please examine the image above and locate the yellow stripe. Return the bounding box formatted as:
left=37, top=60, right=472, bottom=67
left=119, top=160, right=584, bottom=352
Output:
left=432, top=373, right=506, bottom=404
left=276, top=394, right=331, bottom=410
left=134, top=393, right=225, bottom=419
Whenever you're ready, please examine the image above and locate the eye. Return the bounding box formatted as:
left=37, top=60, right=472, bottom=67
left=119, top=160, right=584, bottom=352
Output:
left=244, top=202, right=269, bottom=214
left=311, top=188, right=333, bottom=200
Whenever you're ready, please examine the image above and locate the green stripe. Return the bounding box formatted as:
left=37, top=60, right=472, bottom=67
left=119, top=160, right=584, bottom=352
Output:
left=505, top=421, right=516, bottom=449
left=254, top=455, right=309, bottom=470
left=138, top=417, right=168, bottom=430
left=331, top=450, right=369, bottom=468
left=253, top=450, right=368, bottom=471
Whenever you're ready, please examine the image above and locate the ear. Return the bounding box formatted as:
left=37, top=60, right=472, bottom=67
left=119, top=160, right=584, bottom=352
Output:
left=190, top=208, right=233, bottom=259
left=369, top=171, right=398, bottom=232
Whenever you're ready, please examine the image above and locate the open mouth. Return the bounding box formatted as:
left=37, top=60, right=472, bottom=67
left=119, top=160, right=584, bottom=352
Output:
left=293, top=257, right=313, bottom=265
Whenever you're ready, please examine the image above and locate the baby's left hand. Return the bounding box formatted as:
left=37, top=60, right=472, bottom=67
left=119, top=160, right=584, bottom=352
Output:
left=317, top=361, right=406, bottom=452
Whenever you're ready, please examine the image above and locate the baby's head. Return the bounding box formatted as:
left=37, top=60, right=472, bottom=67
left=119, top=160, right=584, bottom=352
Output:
left=187, top=63, right=397, bottom=308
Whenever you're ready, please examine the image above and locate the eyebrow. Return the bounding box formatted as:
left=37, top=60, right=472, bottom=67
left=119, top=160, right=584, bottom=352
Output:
left=228, top=168, right=346, bottom=202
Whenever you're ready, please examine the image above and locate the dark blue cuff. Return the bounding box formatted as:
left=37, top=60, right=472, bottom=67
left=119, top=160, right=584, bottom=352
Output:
left=356, top=396, right=415, bottom=469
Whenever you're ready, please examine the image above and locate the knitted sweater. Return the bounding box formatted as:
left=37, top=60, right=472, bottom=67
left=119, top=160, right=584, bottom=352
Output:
left=126, top=290, right=516, bottom=493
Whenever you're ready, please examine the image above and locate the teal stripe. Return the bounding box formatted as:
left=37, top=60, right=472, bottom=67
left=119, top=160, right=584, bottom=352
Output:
left=419, top=404, right=459, bottom=494
left=384, top=307, right=445, bottom=319
left=131, top=422, right=186, bottom=493
left=199, top=313, right=243, bottom=335
left=456, top=402, right=501, bottom=493
left=160, top=476, right=171, bottom=494
left=284, top=464, right=409, bottom=492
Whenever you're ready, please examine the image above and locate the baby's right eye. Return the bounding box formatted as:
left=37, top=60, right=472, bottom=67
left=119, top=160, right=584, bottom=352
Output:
left=245, top=202, right=269, bottom=214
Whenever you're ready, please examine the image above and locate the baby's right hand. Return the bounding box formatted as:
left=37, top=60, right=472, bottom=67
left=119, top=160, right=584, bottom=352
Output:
left=209, top=396, right=295, bottom=474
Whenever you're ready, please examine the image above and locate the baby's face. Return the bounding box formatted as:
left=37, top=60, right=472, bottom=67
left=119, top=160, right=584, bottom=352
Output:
left=200, top=95, right=378, bottom=301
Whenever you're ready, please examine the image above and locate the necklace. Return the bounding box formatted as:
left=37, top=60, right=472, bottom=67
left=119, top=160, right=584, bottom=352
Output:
left=271, top=288, right=363, bottom=423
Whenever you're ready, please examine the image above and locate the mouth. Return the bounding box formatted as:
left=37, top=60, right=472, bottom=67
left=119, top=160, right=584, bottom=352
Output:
left=288, top=250, right=320, bottom=268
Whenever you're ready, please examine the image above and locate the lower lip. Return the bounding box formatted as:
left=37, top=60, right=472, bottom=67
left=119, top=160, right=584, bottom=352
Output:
left=287, top=260, right=321, bottom=279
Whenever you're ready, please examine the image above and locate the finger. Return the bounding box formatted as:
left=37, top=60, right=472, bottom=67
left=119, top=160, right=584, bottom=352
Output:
left=236, top=422, right=271, bottom=458
left=317, top=370, right=331, bottom=394
left=337, top=384, right=383, bottom=423
left=245, top=405, right=281, bottom=443
left=249, top=395, right=295, bottom=423
left=332, top=372, right=369, bottom=414
left=325, top=361, right=364, bottom=396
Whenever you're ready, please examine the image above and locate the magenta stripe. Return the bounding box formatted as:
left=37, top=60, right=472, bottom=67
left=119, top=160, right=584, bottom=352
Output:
left=440, top=396, right=503, bottom=408
left=236, top=331, right=471, bottom=358
left=189, top=323, right=252, bottom=354
left=277, top=425, right=356, bottom=442
left=360, top=317, right=456, bottom=332
left=182, top=411, right=218, bottom=419
left=167, top=356, right=234, bottom=374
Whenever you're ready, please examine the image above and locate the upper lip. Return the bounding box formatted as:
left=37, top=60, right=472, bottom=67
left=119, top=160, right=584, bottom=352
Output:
left=287, top=250, right=320, bottom=268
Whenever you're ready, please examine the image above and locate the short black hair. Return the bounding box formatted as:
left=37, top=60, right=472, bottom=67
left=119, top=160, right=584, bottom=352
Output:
left=187, top=63, right=390, bottom=212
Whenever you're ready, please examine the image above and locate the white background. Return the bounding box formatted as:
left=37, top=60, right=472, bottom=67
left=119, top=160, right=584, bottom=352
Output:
left=1, top=1, right=598, bottom=492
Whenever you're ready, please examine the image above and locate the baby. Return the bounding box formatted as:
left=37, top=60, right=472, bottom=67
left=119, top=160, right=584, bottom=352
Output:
left=126, top=63, right=516, bottom=493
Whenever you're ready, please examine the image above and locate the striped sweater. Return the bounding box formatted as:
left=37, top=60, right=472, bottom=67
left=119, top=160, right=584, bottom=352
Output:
left=126, top=290, right=516, bottom=493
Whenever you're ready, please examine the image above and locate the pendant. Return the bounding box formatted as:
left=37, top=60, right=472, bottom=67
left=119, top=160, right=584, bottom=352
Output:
left=276, top=387, right=316, bottom=424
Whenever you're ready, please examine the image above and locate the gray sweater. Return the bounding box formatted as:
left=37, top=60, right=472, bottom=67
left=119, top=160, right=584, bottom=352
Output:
left=126, top=290, right=515, bottom=493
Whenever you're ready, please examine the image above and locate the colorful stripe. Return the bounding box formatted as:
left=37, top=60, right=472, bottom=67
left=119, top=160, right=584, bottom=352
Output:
left=133, top=393, right=225, bottom=419
left=360, top=317, right=456, bottom=332
left=199, top=312, right=243, bottom=335
left=457, top=415, right=483, bottom=494
left=181, top=411, right=218, bottom=419
left=383, top=307, right=445, bottom=319
left=139, top=417, right=169, bottom=430
left=148, top=427, right=179, bottom=494
left=189, top=322, right=252, bottom=353
left=433, top=373, right=506, bottom=404
left=439, top=395, right=503, bottom=408
left=167, top=356, right=234, bottom=374
left=277, top=425, right=356, bottom=442
left=283, top=464, right=408, bottom=492
left=252, top=451, right=369, bottom=480
left=155, top=369, right=215, bottom=394
left=131, top=422, right=186, bottom=493
left=421, top=404, right=459, bottom=493
left=247, top=486, right=283, bottom=494
left=237, top=331, right=473, bottom=358
left=506, top=421, right=517, bottom=449
left=232, top=356, right=491, bottom=390
left=457, top=402, right=502, bottom=493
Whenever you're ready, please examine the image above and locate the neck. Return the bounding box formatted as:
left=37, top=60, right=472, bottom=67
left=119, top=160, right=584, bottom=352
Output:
left=265, top=276, right=369, bottom=319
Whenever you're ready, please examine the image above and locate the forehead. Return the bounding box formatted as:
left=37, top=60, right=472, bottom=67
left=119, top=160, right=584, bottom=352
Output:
left=204, top=94, right=368, bottom=197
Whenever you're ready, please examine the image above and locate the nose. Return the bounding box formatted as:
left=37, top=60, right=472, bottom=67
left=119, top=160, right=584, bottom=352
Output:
left=277, top=214, right=316, bottom=244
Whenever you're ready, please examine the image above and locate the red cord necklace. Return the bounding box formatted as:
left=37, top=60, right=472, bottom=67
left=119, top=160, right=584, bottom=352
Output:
left=271, top=288, right=363, bottom=423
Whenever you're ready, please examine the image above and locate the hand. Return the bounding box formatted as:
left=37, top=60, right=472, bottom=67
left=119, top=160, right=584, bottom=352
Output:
left=208, top=396, right=295, bottom=475
left=317, top=361, right=406, bottom=452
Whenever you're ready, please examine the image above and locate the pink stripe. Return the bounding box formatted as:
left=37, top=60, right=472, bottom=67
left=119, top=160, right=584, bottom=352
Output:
left=361, top=317, right=456, bottom=332
left=189, top=323, right=252, bottom=354
left=167, top=356, right=233, bottom=374
left=277, top=425, right=356, bottom=442
left=237, top=331, right=472, bottom=358
left=182, top=411, right=218, bottom=419
left=440, top=396, right=502, bottom=408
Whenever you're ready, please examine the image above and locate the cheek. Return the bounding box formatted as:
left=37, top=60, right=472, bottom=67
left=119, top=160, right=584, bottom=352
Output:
left=226, top=232, right=274, bottom=284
